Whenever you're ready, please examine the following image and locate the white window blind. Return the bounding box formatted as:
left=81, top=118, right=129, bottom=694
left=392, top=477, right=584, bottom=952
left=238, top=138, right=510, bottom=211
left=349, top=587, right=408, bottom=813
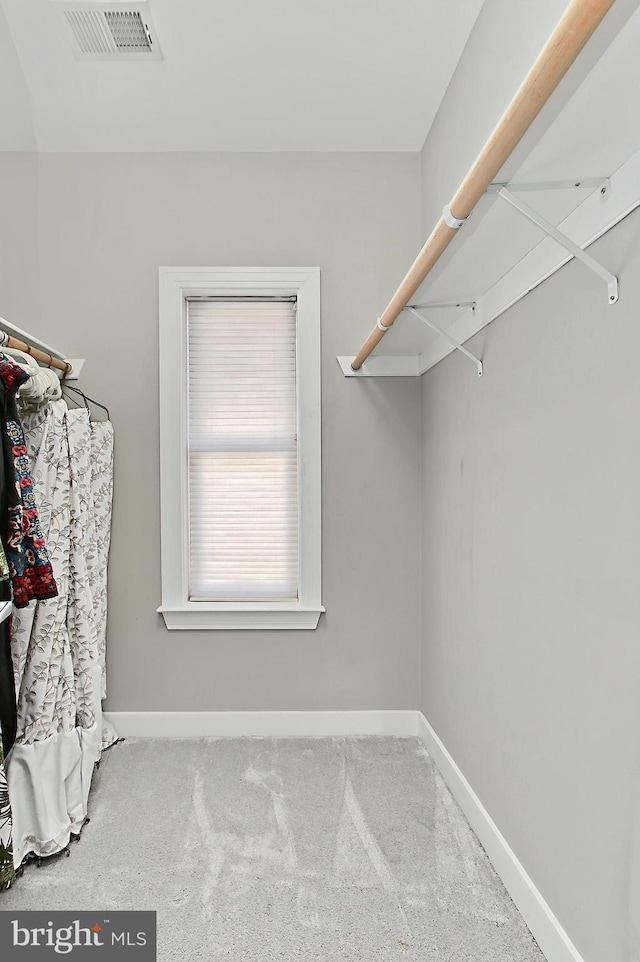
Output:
left=187, top=298, right=298, bottom=602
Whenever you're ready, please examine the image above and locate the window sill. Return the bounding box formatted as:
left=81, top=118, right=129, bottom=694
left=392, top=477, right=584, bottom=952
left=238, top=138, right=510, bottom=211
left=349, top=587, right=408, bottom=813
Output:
left=157, top=605, right=325, bottom=631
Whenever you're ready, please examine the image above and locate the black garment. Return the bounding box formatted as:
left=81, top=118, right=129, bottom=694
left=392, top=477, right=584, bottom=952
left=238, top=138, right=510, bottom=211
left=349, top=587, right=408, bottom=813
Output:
left=0, top=366, right=17, bottom=758
left=0, top=617, right=15, bottom=757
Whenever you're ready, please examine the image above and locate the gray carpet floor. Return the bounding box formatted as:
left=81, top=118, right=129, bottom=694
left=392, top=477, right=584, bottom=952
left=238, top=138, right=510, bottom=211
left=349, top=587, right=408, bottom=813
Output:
left=2, top=736, right=547, bottom=961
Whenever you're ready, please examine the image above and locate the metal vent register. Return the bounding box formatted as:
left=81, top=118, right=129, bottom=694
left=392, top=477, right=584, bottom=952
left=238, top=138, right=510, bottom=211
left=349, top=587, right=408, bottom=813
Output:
left=53, top=2, right=162, bottom=60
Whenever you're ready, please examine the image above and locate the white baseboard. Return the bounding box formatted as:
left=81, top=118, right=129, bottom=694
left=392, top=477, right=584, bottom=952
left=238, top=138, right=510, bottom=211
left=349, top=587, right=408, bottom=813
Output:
left=103, top=710, right=419, bottom=738
left=417, top=712, right=585, bottom=962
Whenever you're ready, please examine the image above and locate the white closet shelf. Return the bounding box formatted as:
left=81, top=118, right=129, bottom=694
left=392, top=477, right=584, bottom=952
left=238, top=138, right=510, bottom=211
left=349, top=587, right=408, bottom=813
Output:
left=339, top=152, right=640, bottom=378
left=0, top=316, right=85, bottom=379
left=338, top=0, right=640, bottom=378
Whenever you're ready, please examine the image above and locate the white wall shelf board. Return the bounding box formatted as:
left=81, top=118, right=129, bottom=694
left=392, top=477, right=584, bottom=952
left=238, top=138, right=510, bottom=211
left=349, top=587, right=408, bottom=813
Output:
left=337, top=355, right=420, bottom=377
left=339, top=152, right=640, bottom=379
left=417, top=146, right=640, bottom=376
left=63, top=359, right=85, bottom=380
left=0, top=315, right=84, bottom=379
left=0, top=316, right=66, bottom=360
left=339, top=4, right=640, bottom=378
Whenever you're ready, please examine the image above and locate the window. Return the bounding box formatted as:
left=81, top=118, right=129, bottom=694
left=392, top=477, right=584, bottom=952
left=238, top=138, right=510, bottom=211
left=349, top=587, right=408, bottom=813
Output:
left=187, top=297, right=298, bottom=602
left=158, top=267, right=323, bottom=630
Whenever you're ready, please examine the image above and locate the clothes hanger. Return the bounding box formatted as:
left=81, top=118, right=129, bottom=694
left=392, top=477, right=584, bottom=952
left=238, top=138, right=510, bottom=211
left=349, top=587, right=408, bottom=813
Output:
left=0, top=346, right=39, bottom=374
left=62, top=385, right=110, bottom=421
left=2, top=347, right=63, bottom=405
left=62, top=386, right=94, bottom=433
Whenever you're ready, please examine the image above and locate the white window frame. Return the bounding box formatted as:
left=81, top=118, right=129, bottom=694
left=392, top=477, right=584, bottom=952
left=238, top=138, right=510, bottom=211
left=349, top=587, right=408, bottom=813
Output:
left=158, top=267, right=323, bottom=630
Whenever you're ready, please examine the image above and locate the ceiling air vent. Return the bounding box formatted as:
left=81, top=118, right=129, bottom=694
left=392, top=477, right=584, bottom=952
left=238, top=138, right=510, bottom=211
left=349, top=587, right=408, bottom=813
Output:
left=52, top=1, right=162, bottom=60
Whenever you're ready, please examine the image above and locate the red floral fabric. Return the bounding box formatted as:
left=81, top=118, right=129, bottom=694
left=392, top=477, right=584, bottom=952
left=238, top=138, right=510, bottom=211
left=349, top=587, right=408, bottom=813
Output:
left=0, top=356, right=58, bottom=608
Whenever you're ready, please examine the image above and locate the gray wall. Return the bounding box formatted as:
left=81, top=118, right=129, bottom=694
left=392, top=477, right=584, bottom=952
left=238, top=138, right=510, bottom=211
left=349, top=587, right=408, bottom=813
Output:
left=0, top=8, right=35, bottom=151
left=0, top=155, right=39, bottom=327
left=419, top=2, right=640, bottom=959
left=9, top=151, right=422, bottom=712
left=422, top=211, right=640, bottom=962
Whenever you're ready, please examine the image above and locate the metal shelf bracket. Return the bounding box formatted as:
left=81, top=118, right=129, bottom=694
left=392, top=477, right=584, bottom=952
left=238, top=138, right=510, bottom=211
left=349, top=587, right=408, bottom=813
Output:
left=406, top=306, right=483, bottom=377
left=411, top=299, right=477, bottom=316
left=497, top=186, right=618, bottom=303
left=486, top=177, right=609, bottom=194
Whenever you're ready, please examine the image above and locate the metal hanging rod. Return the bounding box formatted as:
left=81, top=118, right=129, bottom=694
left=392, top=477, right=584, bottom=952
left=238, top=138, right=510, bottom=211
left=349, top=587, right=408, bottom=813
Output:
left=349, top=0, right=617, bottom=372
left=407, top=308, right=483, bottom=377
left=497, top=187, right=618, bottom=302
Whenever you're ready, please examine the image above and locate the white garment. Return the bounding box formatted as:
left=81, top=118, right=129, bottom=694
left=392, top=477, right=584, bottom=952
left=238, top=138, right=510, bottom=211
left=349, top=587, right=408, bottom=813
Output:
left=6, top=400, right=116, bottom=866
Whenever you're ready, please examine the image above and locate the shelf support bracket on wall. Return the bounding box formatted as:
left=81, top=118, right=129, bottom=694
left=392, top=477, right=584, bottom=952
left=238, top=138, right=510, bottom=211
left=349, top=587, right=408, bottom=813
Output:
left=497, top=187, right=618, bottom=303
left=486, top=177, right=609, bottom=194
left=406, top=306, right=483, bottom=377
left=412, top=299, right=477, bottom=315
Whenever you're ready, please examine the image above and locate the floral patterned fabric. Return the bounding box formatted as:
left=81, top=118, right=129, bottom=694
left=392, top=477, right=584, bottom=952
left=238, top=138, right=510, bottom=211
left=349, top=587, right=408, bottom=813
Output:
left=0, top=353, right=26, bottom=397
left=7, top=400, right=116, bottom=866
left=65, top=407, right=102, bottom=732
left=11, top=402, right=103, bottom=740
left=11, top=403, right=76, bottom=743
left=5, top=419, right=58, bottom=607
left=87, top=422, right=114, bottom=701
left=0, top=727, right=14, bottom=892
left=0, top=355, right=57, bottom=608
left=0, top=543, right=10, bottom=584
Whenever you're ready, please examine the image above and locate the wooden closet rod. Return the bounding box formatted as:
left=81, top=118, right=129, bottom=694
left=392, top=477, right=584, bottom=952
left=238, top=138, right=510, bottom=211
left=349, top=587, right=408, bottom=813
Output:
left=351, top=0, right=617, bottom=371
left=0, top=331, right=72, bottom=375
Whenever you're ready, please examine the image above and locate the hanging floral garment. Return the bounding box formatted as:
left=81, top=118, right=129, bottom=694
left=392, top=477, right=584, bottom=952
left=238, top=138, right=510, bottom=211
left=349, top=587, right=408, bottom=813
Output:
left=87, top=420, right=116, bottom=729
left=0, top=726, right=14, bottom=892
left=0, top=355, right=57, bottom=608
left=7, top=399, right=116, bottom=868
left=0, top=353, right=61, bottom=883
left=0, top=542, right=10, bottom=584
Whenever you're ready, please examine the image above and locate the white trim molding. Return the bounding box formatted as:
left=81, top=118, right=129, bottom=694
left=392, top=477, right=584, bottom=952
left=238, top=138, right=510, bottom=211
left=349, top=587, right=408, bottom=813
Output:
left=417, top=712, right=586, bottom=962
left=158, top=267, right=323, bottom=630
left=157, top=606, right=324, bottom=631
left=103, top=710, right=419, bottom=738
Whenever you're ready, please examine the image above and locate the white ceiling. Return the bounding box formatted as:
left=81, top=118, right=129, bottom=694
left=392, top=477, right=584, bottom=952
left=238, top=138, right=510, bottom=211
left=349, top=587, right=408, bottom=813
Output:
left=0, top=0, right=484, bottom=152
